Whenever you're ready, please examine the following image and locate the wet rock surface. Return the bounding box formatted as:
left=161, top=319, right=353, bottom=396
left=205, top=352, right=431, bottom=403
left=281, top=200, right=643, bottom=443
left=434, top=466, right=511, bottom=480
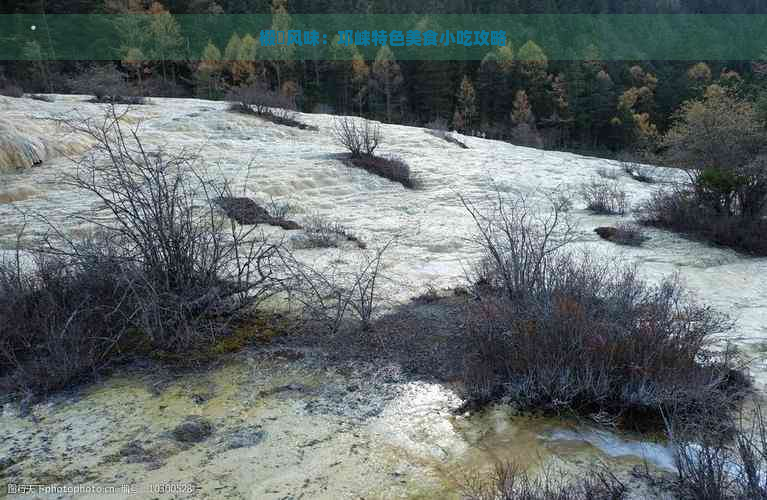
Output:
left=0, top=350, right=458, bottom=498
left=0, top=343, right=676, bottom=499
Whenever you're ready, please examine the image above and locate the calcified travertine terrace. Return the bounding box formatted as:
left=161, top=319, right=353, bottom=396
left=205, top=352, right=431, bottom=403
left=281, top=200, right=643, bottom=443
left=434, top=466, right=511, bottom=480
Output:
left=0, top=94, right=765, bottom=499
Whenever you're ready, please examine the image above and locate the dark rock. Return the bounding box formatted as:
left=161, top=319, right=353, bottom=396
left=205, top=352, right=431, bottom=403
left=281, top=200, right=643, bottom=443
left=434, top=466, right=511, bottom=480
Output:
left=214, top=196, right=302, bottom=230
left=594, top=226, right=619, bottom=241
left=116, top=440, right=154, bottom=464
left=171, top=416, right=213, bottom=443
left=214, top=197, right=271, bottom=225
left=227, top=427, right=266, bottom=449
left=119, top=440, right=146, bottom=458
left=108, top=439, right=182, bottom=469
left=595, top=225, right=648, bottom=246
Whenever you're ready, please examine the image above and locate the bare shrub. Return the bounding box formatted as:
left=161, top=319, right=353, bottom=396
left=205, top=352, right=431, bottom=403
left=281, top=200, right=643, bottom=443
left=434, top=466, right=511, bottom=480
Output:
left=427, top=127, right=469, bottom=149
left=332, top=116, right=381, bottom=158
left=282, top=240, right=391, bottom=333
left=0, top=240, right=134, bottom=394
left=620, top=159, right=655, bottom=183
left=43, top=106, right=286, bottom=353
left=581, top=178, right=629, bottom=215
left=637, top=186, right=696, bottom=228
left=638, top=187, right=767, bottom=256
left=425, top=117, right=469, bottom=148
left=461, top=191, right=577, bottom=300
left=412, top=284, right=441, bottom=304
left=264, top=196, right=294, bottom=221
left=613, top=222, right=647, bottom=246
left=227, top=82, right=288, bottom=115
left=596, top=166, right=620, bottom=180
left=425, top=117, right=449, bottom=131
left=294, top=214, right=365, bottom=249
left=462, top=461, right=627, bottom=500
left=666, top=405, right=767, bottom=500
left=461, top=188, right=746, bottom=429
left=331, top=117, right=420, bottom=188
left=346, top=154, right=419, bottom=189
left=67, top=64, right=146, bottom=104
left=271, top=106, right=300, bottom=125
left=226, top=83, right=315, bottom=130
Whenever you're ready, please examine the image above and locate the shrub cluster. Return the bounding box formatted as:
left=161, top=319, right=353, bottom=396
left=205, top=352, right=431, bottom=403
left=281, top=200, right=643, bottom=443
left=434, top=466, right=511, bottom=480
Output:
left=1, top=107, right=285, bottom=394
left=664, top=405, right=767, bottom=500
left=264, top=196, right=293, bottom=221
left=620, top=160, right=655, bottom=183
left=580, top=178, right=629, bottom=215
left=346, top=154, right=418, bottom=189
left=638, top=187, right=767, bottom=256
left=428, top=129, right=469, bottom=149
left=226, top=83, right=316, bottom=130
left=332, top=117, right=419, bottom=189
left=462, top=462, right=627, bottom=500
left=0, top=249, right=134, bottom=393
left=426, top=118, right=469, bottom=149
left=282, top=240, right=391, bottom=333
left=295, top=214, right=365, bottom=249
left=648, top=88, right=767, bottom=255
left=332, top=116, right=381, bottom=158
left=461, top=191, right=746, bottom=430
left=68, top=64, right=147, bottom=104
left=596, top=166, right=620, bottom=180
left=1, top=106, right=395, bottom=395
